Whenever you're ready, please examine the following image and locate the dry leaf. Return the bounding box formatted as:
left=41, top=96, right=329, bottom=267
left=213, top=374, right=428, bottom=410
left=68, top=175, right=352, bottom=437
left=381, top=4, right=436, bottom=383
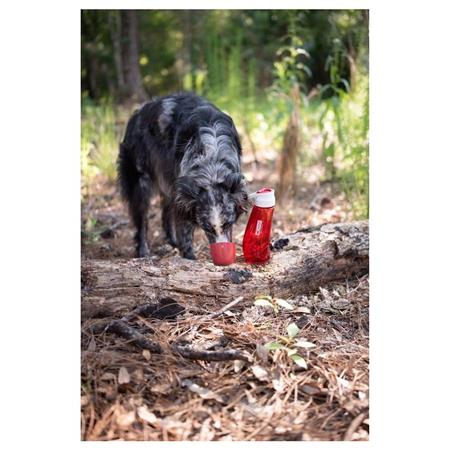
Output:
left=234, top=359, right=245, bottom=373
left=151, top=382, right=172, bottom=395
left=254, top=298, right=274, bottom=308
left=118, top=367, right=131, bottom=384
left=142, top=349, right=151, bottom=361
left=332, top=299, right=350, bottom=310
left=300, top=384, right=321, bottom=395
left=181, top=379, right=224, bottom=403
left=137, top=405, right=158, bottom=425
left=87, top=338, right=96, bottom=352
left=294, top=339, right=316, bottom=349
left=255, top=343, right=269, bottom=363
left=337, top=377, right=351, bottom=390
left=272, top=377, right=285, bottom=392
left=251, top=365, right=270, bottom=381
left=100, top=372, right=116, bottom=381
left=133, top=368, right=144, bottom=382
left=116, top=410, right=135, bottom=427
left=275, top=298, right=294, bottom=310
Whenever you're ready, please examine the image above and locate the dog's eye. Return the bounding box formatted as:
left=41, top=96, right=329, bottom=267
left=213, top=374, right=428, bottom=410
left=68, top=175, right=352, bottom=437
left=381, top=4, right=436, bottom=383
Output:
left=222, top=222, right=233, bottom=230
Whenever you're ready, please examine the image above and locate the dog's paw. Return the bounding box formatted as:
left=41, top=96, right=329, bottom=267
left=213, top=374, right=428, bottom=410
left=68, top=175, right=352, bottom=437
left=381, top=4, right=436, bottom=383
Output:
left=182, top=251, right=196, bottom=260
left=137, top=245, right=151, bottom=258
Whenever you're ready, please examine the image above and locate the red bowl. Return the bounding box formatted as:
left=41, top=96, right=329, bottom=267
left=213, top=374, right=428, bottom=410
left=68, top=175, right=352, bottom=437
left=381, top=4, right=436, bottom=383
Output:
left=210, top=242, right=236, bottom=266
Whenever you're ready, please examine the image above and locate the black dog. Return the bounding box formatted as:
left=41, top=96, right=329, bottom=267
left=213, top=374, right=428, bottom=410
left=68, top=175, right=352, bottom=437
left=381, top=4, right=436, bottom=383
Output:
left=118, top=92, right=248, bottom=259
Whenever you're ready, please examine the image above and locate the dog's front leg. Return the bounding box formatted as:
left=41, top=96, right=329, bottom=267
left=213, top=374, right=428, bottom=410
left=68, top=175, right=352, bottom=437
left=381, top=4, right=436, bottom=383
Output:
left=175, top=221, right=196, bottom=260
left=161, top=199, right=178, bottom=248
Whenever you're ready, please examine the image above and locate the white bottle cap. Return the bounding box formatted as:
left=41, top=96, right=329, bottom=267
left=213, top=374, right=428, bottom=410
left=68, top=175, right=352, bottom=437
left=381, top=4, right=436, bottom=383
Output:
left=253, top=187, right=276, bottom=208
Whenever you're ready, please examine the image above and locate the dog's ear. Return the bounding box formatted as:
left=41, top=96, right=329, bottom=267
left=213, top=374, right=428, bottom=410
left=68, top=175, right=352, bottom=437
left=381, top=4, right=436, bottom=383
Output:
left=223, top=173, right=249, bottom=214
left=174, top=176, right=200, bottom=214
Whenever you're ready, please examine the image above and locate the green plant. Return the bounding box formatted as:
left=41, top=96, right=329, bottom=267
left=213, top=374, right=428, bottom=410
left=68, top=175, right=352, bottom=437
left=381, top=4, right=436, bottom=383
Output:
left=317, top=38, right=369, bottom=218
left=269, top=16, right=311, bottom=135
left=81, top=100, right=121, bottom=192
left=264, top=323, right=316, bottom=369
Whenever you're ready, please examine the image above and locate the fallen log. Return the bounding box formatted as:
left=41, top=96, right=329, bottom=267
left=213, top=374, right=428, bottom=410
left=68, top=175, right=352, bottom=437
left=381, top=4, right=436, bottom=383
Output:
left=81, top=220, right=368, bottom=320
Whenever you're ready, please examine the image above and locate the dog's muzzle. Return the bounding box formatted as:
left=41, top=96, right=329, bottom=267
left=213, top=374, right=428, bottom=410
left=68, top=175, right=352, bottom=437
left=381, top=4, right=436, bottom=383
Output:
left=206, top=227, right=232, bottom=244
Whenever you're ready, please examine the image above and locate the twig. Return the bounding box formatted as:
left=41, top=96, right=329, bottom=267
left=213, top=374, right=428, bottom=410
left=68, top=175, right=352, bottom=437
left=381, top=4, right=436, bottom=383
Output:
left=106, top=320, right=162, bottom=353
left=102, top=319, right=250, bottom=363
left=343, top=411, right=368, bottom=441
left=172, top=343, right=251, bottom=362
left=208, top=296, right=244, bottom=319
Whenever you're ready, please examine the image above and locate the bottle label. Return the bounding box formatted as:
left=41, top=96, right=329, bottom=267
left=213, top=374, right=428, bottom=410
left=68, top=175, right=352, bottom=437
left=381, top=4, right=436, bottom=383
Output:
left=255, top=220, right=263, bottom=236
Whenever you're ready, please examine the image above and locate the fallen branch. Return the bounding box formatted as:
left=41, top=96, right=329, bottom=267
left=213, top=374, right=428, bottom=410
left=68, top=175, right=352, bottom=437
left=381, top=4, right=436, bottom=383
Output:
left=103, top=319, right=250, bottom=362
left=172, top=343, right=251, bottom=362
left=106, top=320, right=162, bottom=353
left=105, top=320, right=161, bottom=353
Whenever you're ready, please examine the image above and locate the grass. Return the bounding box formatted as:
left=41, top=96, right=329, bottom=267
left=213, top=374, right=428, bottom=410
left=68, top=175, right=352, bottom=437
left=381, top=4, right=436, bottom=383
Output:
left=81, top=99, right=124, bottom=197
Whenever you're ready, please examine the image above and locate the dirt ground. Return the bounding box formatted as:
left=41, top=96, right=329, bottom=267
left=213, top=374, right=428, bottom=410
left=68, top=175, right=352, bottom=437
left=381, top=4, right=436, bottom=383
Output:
left=81, top=157, right=369, bottom=441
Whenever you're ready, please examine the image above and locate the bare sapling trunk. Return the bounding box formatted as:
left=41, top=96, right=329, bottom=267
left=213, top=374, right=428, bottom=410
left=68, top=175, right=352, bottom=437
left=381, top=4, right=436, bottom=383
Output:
left=277, top=84, right=301, bottom=202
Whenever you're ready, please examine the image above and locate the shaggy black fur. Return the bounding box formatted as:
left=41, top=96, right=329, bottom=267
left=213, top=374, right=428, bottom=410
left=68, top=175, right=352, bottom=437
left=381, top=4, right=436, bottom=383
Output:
left=118, top=92, right=248, bottom=259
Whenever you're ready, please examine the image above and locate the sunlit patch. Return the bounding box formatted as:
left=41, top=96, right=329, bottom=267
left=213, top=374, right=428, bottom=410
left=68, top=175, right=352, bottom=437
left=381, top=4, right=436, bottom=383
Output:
left=139, top=55, right=149, bottom=66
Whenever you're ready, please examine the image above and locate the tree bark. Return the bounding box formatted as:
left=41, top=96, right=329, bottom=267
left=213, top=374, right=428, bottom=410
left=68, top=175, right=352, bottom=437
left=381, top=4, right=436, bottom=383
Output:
left=120, top=10, right=147, bottom=102
left=277, top=84, right=301, bottom=202
left=82, top=221, right=368, bottom=321
left=109, top=11, right=125, bottom=93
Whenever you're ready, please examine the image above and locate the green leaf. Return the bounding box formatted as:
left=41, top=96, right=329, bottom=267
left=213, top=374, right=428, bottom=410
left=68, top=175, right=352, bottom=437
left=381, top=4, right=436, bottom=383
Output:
left=264, top=341, right=284, bottom=351
left=287, top=323, right=300, bottom=339
left=294, top=340, right=316, bottom=349
left=287, top=348, right=298, bottom=356
left=254, top=299, right=274, bottom=309
left=275, top=298, right=294, bottom=310
left=290, top=354, right=308, bottom=369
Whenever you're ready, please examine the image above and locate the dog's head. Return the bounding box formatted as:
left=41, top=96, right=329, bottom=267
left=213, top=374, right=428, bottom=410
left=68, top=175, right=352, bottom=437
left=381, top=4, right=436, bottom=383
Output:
left=175, top=171, right=248, bottom=243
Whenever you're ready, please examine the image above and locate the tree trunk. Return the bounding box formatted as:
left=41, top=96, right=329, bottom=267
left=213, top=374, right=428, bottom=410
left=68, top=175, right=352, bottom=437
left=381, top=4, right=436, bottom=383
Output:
left=109, top=11, right=125, bottom=94
left=82, top=221, right=368, bottom=321
left=86, top=51, right=99, bottom=99
left=120, top=10, right=147, bottom=102
left=277, top=84, right=301, bottom=202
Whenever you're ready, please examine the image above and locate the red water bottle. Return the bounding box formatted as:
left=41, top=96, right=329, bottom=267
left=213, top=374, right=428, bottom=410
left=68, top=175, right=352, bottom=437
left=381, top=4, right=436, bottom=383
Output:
left=243, top=187, right=276, bottom=264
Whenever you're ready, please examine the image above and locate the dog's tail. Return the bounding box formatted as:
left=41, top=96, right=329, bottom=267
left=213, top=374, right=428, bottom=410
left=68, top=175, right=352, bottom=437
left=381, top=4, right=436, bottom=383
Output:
left=117, top=142, right=137, bottom=204
left=117, top=110, right=141, bottom=204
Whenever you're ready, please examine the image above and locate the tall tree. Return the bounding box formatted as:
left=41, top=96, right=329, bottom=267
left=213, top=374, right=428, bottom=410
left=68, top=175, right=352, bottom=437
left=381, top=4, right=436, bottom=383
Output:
left=120, top=10, right=147, bottom=102
left=108, top=11, right=125, bottom=94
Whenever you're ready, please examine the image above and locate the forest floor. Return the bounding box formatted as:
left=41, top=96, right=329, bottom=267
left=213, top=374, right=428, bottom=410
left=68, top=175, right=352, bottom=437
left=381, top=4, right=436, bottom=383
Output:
left=81, top=155, right=369, bottom=441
